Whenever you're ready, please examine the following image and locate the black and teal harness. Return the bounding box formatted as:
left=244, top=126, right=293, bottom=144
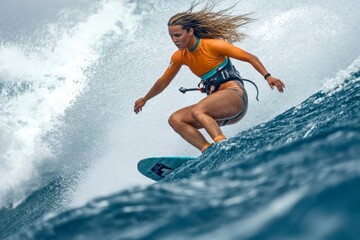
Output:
left=179, top=57, right=259, bottom=100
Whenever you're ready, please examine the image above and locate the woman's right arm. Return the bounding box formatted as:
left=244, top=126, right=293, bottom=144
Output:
left=134, top=57, right=182, bottom=114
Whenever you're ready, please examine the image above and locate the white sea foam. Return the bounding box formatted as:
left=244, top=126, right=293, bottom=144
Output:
left=321, top=56, right=360, bottom=93
left=0, top=0, right=141, bottom=207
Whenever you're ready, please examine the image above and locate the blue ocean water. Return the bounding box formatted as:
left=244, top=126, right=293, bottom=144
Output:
left=1, top=0, right=359, bottom=239
left=7, top=68, right=360, bottom=240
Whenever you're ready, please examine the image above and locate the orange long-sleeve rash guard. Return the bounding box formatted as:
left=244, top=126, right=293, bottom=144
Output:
left=159, top=38, right=249, bottom=82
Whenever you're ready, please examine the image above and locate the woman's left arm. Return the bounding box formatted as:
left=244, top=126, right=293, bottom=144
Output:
left=217, top=41, right=285, bottom=93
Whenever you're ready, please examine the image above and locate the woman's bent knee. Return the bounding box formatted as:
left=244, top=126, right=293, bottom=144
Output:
left=168, top=113, right=181, bottom=130
left=190, top=107, right=204, bottom=122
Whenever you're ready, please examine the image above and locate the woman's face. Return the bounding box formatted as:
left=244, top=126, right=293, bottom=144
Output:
left=168, top=25, right=195, bottom=50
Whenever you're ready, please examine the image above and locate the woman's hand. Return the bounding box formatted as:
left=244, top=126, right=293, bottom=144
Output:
left=267, top=76, right=285, bottom=93
left=134, top=97, right=146, bottom=114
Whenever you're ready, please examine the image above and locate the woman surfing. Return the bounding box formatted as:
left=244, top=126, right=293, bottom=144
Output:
left=134, top=2, right=285, bottom=153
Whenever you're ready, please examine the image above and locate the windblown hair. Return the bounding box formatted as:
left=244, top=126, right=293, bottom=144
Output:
left=168, top=1, right=253, bottom=43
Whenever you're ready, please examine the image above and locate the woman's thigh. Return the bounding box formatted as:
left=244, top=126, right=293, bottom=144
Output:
left=169, top=87, right=245, bottom=129
left=194, top=89, right=244, bottom=120
left=169, top=105, right=202, bottom=129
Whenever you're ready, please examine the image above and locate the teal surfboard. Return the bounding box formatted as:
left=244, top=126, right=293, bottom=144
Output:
left=137, top=156, right=196, bottom=181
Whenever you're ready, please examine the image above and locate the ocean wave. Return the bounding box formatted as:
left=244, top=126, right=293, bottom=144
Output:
left=10, top=63, right=360, bottom=240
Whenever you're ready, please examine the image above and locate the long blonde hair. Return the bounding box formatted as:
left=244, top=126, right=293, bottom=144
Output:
left=168, top=1, right=253, bottom=43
